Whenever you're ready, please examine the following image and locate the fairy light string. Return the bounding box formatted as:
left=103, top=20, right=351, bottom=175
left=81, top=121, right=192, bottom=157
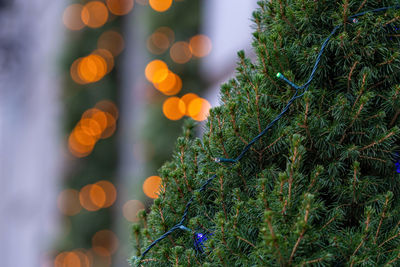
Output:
left=135, top=5, right=400, bottom=265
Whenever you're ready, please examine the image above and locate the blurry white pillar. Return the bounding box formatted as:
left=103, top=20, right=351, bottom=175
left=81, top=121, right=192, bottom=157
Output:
left=0, top=0, right=64, bottom=266
left=202, top=0, right=258, bottom=106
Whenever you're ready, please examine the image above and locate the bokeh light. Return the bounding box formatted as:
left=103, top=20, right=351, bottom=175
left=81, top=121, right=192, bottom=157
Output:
left=54, top=251, right=87, bottom=267
left=57, top=189, right=82, bottom=216
left=106, top=0, right=134, bottom=15
left=100, top=112, right=117, bottom=139
left=162, top=97, right=186, bottom=120
left=81, top=1, right=109, bottom=28
left=188, top=97, right=211, bottom=121
left=79, top=118, right=102, bottom=140
left=98, top=31, right=125, bottom=56
left=95, top=100, right=119, bottom=120
left=92, top=230, right=119, bottom=256
left=146, top=27, right=174, bottom=55
left=91, top=49, right=114, bottom=74
left=63, top=4, right=85, bottom=31
left=78, top=54, right=107, bottom=83
left=68, top=103, right=118, bottom=158
left=189, top=34, right=212, bottom=57
left=143, top=175, right=162, bottom=199
left=79, top=184, right=102, bottom=211
left=122, top=200, right=145, bottom=222
left=70, top=58, right=86, bottom=85
left=149, top=0, right=172, bottom=12
left=95, top=180, right=117, bottom=208
left=68, top=131, right=95, bottom=158
left=89, top=184, right=106, bottom=208
left=145, top=59, right=169, bottom=83
left=170, top=41, right=192, bottom=64
left=82, top=108, right=108, bottom=132
left=73, top=124, right=98, bottom=147
left=181, top=93, right=199, bottom=116
left=153, top=71, right=182, bottom=95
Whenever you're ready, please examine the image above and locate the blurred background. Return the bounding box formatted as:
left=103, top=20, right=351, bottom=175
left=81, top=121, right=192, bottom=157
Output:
left=0, top=0, right=257, bottom=266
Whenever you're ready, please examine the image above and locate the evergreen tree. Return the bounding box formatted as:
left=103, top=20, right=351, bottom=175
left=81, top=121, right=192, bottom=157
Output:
left=130, top=0, right=400, bottom=266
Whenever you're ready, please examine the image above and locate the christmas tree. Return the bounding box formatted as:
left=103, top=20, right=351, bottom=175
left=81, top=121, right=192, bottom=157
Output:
left=130, top=0, right=400, bottom=266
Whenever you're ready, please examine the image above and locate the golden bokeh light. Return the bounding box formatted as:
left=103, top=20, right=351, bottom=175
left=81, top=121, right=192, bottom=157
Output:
left=54, top=251, right=82, bottom=267
left=79, top=118, right=102, bottom=140
left=189, top=34, right=212, bottom=58
left=106, top=0, right=134, bottom=15
left=82, top=108, right=108, bottom=132
left=181, top=93, right=199, bottom=116
left=90, top=184, right=106, bottom=208
left=188, top=97, right=211, bottom=121
left=73, top=250, right=91, bottom=267
left=81, top=1, right=109, bottom=28
left=78, top=54, right=107, bottom=83
left=91, top=49, right=114, bottom=74
left=170, top=41, right=192, bottom=64
left=80, top=184, right=102, bottom=211
left=63, top=4, right=85, bottom=31
left=92, top=230, right=119, bottom=256
left=158, top=27, right=174, bottom=43
left=57, top=189, right=82, bottom=216
left=100, top=112, right=117, bottom=139
left=147, top=32, right=170, bottom=55
left=153, top=71, right=182, bottom=95
left=68, top=104, right=118, bottom=158
left=143, top=175, right=162, bottom=199
left=95, top=180, right=117, bottom=208
left=68, top=131, right=95, bottom=158
left=162, top=97, right=186, bottom=121
left=149, top=0, right=172, bottom=12
left=145, top=59, right=169, bottom=83
left=122, top=199, right=145, bottom=222
left=95, top=100, right=119, bottom=120
left=70, top=58, right=86, bottom=85
left=98, top=31, right=125, bottom=56
left=73, top=125, right=98, bottom=146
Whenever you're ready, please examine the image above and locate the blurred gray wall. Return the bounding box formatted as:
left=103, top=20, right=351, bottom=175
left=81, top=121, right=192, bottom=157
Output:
left=202, top=0, right=258, bottom=107
left=0, top=0, right=64, bottom=266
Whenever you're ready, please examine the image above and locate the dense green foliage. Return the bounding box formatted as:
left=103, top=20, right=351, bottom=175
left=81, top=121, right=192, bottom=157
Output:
left=131, top=0, right=400, bottom=266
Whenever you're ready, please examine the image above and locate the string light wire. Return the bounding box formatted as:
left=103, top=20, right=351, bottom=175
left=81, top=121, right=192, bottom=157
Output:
left=134, top=5, right=400, bottom=265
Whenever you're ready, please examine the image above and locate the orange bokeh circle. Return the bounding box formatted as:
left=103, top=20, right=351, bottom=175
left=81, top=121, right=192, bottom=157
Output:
left=122, top=199, right=145, bottom=222
left=170, top=41, right=192, bottom=64
left=188, top=97, right=211, bottom=121
left=162, top=97, right=186, bottom=121
left=95, top=180, right=117, bottom=208
left=78, top=54, right=107, bottom=83
left=145, top=59, right=169, bottom=83
left=98, top=30, right=125, bottom=56
left=149, top=0, right=172, bottom=12
left=181, top=93, right=199, bottom=116
left=68, top=131, right=95, bottom=158
left=80, top=184, right=102, bottom=211
left=106, top=0, right=134, bottom=16
left=143, top=175, right=162, bottom=199
left=92, top=230, right=119, bottom=256
left=63, top=4, right=85, bottom=31
left=81, top=1, right=109, bottom=28
left=189, top=34, right=212, bottom=58
left=91, top=49, right=114, bottom=74
left=153, top=71, right=181, bottom=95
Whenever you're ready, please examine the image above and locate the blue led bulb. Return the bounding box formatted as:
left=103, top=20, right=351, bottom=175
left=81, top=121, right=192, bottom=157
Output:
left=193, top=232, right=212, bottom=254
